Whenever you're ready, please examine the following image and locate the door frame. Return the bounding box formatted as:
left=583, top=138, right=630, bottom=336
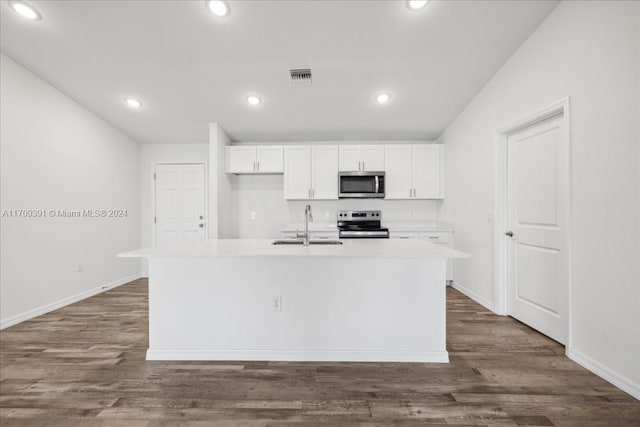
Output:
left=153, top=163, right=208, bottom=246
left=493, top=97, right=572, bottom=348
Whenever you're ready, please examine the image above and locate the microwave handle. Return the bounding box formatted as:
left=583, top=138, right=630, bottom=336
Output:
left=375, top=175, right=379, bottom=194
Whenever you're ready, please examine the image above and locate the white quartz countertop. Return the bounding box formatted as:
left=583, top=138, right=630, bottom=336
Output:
left=386, top=222, right=454, bottom=232
left=281, top=222, right=454, bottom=233
left=119, top=239, right=469, bottom=260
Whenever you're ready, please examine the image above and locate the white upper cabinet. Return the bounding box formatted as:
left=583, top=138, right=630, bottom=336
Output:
left=311, top=145, right=339, bottom=200
left=226, top=145, right=283, bottom=174
left=284, top=145, right=338, bottom=200
left=338, top=146, right=361, bottom=171
left=360, top=145, right=385, bottom=171
left=412, top=145, right=443, bottom=199
left=226, top=146, right=256, bottom=174
left=385, top=144, right=444, bottom=199
left=385, top=145, right=414, bottom=199
left=256, top=146, right=284, bottom=173
left=338, top=145, right=384, bottom=171
left=284, top=146, right=312, bottom=200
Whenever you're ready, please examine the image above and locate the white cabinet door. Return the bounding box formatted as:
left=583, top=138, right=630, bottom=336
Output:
left=412, top=145, right=443, bottom=199
left=338, top=145, right=361, bottom=171
left=361, top=145, right=385, bottom=171
left=384, top=145, right=413, bottom=199
left=284, top=146, right=312, bottom=200
left=311, top=145, right=338, bottom=200
left=227, top=146, right=257, bottom=173
left=256, top=145, right=283, bottom=173
left=420, top=231, right=453, bottom=282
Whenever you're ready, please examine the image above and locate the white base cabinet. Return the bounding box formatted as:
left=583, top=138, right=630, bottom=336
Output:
left=390, top=230, right=454, bottom=283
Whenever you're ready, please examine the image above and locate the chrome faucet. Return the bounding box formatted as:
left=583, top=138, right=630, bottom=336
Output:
left=296, top=204, right=313, bottom=246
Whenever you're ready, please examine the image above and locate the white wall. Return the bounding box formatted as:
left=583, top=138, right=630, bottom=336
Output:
left=229, top=174, right=442, bottom=237
left=208, top=123, right=233, bottom=239
left=439, top=1, right=640, bottom=397
left=139, top=143, right=209, bottom=275
left=0, top=54, right=141, bottom=328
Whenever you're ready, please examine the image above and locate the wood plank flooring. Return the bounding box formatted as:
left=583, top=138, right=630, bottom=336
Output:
left=1, top=278, right=638, bottom=426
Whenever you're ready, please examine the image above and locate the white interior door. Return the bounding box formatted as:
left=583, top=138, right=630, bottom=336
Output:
left=507, top=115, right=567, bottom=344
left=155, top=164, right=206, bottom=245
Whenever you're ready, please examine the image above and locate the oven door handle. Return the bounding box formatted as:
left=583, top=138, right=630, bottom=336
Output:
left=375, top=175, right=379, bottom=194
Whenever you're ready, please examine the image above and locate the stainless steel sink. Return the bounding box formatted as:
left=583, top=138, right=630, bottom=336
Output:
left=272, top=239, right=343, bottom=245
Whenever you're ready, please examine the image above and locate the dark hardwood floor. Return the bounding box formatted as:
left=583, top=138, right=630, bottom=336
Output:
left=1, top=279, right=638, bottom=426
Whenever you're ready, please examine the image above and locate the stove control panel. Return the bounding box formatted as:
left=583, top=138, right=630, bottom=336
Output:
left=337, top=210, right=381, bottom=221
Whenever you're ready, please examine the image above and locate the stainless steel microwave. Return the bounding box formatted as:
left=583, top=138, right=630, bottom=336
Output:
left=338, top=171, right=385, bottom=198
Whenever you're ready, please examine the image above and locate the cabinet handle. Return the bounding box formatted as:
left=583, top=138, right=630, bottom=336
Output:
left=312, top=188, right=315, bottom=199
left=253, top=161, right=256, bottom=172
left=256, top=161, right=259, bottom=172
left=409, top=188, right=412, bottom=198
left=362, top=161, right=365, bottom=171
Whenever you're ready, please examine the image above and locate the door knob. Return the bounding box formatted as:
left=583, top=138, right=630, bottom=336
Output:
left=199, top=224, right=204, bottom=228
left=505, top=231, right=514, bottom=237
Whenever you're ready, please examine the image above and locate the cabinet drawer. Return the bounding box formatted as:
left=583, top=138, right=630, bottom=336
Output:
left=389, top=231, right=419, bottom=239
left=419, top=232, right=450, bottom=244
left=310, top=231, right=339, bottom=239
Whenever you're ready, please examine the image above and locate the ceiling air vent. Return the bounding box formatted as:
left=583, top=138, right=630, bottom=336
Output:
left=289, top=68, right=312, bottom=86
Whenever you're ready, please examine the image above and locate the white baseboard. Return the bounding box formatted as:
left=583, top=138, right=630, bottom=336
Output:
left=146, top=349, right=450, bottom=363
left=0, top=272, right=143, bottom=330
left=567, top=348, right=640, bottom=400
left=451, top=281, right=496, bottom=312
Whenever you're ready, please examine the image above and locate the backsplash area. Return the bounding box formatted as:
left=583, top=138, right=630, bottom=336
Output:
left=229, top=175, right=442, bottom=238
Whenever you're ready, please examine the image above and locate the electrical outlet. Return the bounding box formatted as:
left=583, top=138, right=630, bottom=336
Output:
left=272, top=295, right=282, bottom=312
left=250, top=211, right=256, bottom=220
left=76, top=263, right=83, bottom=273
left=487, top=212, right=493, bottom=223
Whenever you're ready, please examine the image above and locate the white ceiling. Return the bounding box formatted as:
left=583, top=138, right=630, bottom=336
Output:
left=0, top=0, right=558, bottom=144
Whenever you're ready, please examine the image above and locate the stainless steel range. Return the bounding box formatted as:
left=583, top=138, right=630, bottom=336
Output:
left=337, top=210, right=389, bottom=239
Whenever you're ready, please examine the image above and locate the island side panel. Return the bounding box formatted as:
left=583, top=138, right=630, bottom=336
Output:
left=147, top=256, right=447, bottom=362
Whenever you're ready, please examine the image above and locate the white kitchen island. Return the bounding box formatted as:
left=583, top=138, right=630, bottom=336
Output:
left=120, top=239, right=468, bottom=363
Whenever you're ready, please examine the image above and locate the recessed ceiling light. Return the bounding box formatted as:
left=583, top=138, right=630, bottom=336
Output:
left=206, top=0, right=229, bottom=17
left=247, top=95, right=261, bottom=106
left=375, top=93, right=391, bottom=104
left=124, top=98, right=143, bottom=109
left=407, top=0, right=429, bottom=11
left=9, top=1, right=41, bottom=20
